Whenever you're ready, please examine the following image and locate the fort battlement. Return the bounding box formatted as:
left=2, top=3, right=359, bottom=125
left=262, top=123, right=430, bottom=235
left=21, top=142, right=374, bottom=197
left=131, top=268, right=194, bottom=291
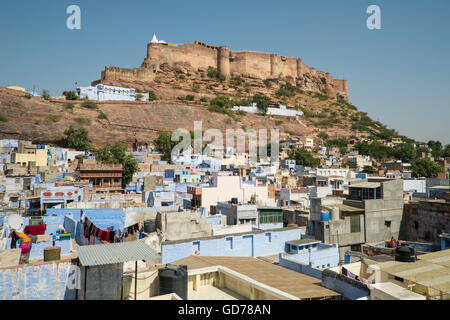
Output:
left=97, top=39, right=349, bottom=100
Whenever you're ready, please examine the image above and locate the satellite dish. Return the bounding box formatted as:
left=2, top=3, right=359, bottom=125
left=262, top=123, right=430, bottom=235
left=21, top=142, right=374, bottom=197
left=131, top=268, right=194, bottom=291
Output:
left=7, top=214, right=24, bottom=231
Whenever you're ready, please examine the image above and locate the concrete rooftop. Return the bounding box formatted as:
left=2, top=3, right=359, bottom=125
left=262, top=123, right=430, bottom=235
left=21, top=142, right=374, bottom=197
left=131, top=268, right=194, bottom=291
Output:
left=172, top=256, right=340, bottom=300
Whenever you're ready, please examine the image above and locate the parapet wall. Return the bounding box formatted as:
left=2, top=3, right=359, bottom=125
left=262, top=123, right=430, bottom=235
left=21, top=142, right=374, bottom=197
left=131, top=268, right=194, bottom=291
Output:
left=100, top=40, right=349, bottom=99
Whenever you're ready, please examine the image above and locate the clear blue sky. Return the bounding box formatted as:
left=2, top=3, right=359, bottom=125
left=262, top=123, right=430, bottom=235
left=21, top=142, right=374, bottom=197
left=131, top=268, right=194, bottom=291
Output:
left=1, top=0, right=449, bottom=144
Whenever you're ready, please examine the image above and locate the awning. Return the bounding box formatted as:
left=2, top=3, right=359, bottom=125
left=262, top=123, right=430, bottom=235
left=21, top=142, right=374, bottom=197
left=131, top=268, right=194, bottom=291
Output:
left=77, top=241, right=160, bottom=267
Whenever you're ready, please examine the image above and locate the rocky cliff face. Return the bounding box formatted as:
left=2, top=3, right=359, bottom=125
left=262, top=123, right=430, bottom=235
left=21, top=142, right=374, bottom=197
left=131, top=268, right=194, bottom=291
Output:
left=0, top=82, right=373, bottom=150
left=0, top=87, right=313, bottom=149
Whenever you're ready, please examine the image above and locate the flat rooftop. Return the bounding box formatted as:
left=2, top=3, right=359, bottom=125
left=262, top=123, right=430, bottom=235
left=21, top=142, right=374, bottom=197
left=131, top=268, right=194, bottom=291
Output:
left=324, top=203, right=364, bottom=213
left=188, top=285, right=245, bottom=300
left=376, top=249, right=450, bottom=293
left=349, top=182, right=381, bottom=189
left=172, top=256, right=340, bottom=300
left=287, top=239, right=320, bottom=245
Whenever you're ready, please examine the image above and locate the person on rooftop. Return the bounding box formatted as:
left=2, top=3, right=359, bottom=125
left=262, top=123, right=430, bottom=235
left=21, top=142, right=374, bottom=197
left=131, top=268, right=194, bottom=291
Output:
left=18, top=229, right=33, bottom=264
left=390, top=236, right=397, bottom=249
left=9, top=229, right=20, bottom=249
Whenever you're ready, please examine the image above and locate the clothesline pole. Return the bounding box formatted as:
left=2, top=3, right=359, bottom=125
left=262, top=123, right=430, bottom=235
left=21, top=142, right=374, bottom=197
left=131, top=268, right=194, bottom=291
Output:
left=84, top=266, right=88, bottom=300
left=135, top=260, right=138, bottom=301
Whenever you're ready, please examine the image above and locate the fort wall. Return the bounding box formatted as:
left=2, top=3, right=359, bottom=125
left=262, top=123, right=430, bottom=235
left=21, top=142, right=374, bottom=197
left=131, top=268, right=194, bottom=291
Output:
left=145, top=42, right=217, bottom=72
left=102, top=66, right=155, bottom=83
left=218, top=46, right=230, bottom=79
left=99, top=40, right=349, bottom=99
left=231, top=51, right=272, bottom=79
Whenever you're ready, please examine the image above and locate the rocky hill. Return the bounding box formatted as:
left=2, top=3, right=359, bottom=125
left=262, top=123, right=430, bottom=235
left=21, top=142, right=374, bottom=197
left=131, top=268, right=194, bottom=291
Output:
left=0, top=73, right=402, bottom=150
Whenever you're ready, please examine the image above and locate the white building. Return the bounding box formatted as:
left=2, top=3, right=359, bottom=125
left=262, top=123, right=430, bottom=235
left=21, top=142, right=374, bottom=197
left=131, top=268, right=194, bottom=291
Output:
left=198, top=172, right=268, bottom=212
left=232, top=103, right=303, bottom=117
left=403, top=179, right=426, bottom=194
left=76, top=84, right=137, bottom=101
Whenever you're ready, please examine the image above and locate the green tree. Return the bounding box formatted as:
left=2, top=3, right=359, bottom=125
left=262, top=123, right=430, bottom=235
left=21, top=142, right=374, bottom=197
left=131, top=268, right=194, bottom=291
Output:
left=155, top=131, right=176, bottom=161
left=428, top=140, right=443, bottom=158
left=354, top=141, right=394, bottom=160
left=415, top=145, right=430, bottom=157
left=346, top=160, right=357, bottom=169
left=122, top=154, right=139, bottom=186
left=287, top=148, right=319, bottom=167
left=42, top=89, right=51, bottom=100
left=110, top=141, right=126, bottom=164
left=96, top=141, right=139, bottom=186
left=64, top=91, right=78, bottom=100
left=64, top=126, right=91, bottom=151
left=362, top=166, right=376, bottom=174
left=96, top=146, right=115, bottom=164
left=210, top=95, right=231, bottom=108
left=252, top=93, right=270, bottom=115
left=411, top=158, right=444, bottom=178
left=317, top=131, right=329, bottom=142
left=443, top=144, right=450, bottom=158
left=394, top=143, right=416, bottom=163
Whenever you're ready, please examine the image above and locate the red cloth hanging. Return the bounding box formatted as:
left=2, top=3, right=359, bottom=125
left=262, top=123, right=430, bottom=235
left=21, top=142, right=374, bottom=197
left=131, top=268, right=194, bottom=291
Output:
left=24, top=224, right=47, bottom=236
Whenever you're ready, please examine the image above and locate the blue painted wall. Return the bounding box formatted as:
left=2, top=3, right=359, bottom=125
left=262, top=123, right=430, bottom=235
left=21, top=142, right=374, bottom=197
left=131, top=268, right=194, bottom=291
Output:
left=0, top=262, right=71, bottom=300
left=322, top=271, right=369, bottom=300
left=46, top=208, right=125, bottom=231
left=161, top=228, right=303, bottom=264
left=278, top=255, right=323, bottom=280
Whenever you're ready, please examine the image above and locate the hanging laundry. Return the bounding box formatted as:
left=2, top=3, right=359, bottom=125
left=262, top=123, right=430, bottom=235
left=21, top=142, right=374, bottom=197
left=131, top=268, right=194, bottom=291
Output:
left=24, top=224, right=47, bottom=236
left=109, top=231, right=115, bottom=243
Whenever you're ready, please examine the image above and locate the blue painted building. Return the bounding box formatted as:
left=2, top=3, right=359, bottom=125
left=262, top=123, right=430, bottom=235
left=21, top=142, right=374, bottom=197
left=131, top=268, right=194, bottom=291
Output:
left=440, top=234, right=450, bottom=250
left=278, top=239, right=339, bottom=279
left=161, top=227, right=303, bottom=264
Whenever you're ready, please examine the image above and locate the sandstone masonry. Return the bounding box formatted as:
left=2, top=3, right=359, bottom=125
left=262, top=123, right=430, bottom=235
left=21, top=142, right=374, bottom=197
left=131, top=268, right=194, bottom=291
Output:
left=94, top=40, right=349, bottom=100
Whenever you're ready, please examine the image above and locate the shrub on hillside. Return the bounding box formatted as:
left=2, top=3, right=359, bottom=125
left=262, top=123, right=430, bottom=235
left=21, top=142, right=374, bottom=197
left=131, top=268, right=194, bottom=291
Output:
left=192, top=84, right=201, bottom=92
left=148, top=91, right=158, bottom=101
left=230, top=76, right=243, bottom=86
left=262, top=79, right=272, bottom=88
left=42, top=89, right=51, bottom=100
left=75, top=117, right=91, bottom=125
left=98, top=112, right=108, bottom=120
left=46, top=115, right=61, bottom=123
left=64, top=103, right=74, bottom=111
left=81, top=101, right=99, bottom=110
left=64, top=91, right=78, bottom=100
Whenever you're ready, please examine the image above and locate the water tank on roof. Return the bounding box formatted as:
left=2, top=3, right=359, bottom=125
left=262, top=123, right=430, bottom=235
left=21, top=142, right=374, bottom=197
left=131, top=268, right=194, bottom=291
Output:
left=395, top=244, right=417, bottom=262
left=143, top=220, right=156, bottom=233
left=320, top=211, right=330, bottom=222
left=158, top=265, right=188, bottom=300
left=231, top=198, right=238, bottom=204
left=331, top=207, right=340, bottom=221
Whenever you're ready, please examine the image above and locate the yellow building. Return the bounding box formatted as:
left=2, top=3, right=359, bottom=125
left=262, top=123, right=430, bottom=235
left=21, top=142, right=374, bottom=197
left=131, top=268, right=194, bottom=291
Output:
left=12, top=148, right=47, bottom=167
left=6, top=86, right=26, bottom=92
